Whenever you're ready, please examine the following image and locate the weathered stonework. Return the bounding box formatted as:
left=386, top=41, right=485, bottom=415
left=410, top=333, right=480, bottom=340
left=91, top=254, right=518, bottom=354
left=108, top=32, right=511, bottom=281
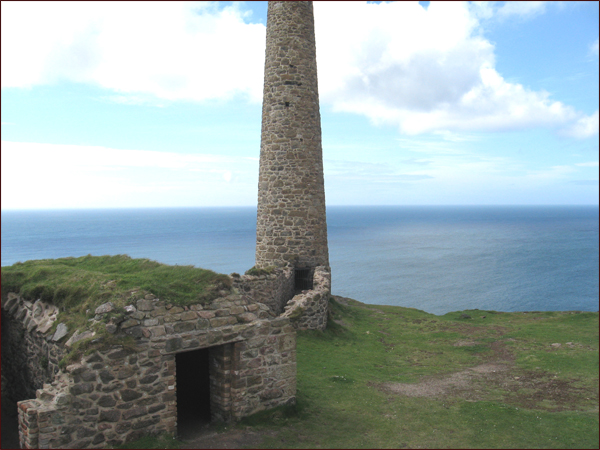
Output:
left=233, top=266, right=330, bottom=331
left=233, top=268, right=295, bottom=315
left=2, top=295, right=65, bottom=404
left=256, top=0, right=329, bottom=270
left=2, top=288, right=296, bottom=449
left=281, top=266, right=330, bottom=331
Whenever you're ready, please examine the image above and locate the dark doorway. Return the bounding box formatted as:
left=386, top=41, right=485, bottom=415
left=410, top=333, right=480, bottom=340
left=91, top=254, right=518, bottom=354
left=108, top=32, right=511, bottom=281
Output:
left=176, top=347, right=211, bottom=437
left=294, top=268, right=313, bottom=291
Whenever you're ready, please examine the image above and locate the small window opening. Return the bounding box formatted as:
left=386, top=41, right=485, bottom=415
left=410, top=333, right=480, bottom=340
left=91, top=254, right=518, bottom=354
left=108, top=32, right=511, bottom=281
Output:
left=284, top=101, right=290, bottom=107
left=294, top=268, right=313, bottom=291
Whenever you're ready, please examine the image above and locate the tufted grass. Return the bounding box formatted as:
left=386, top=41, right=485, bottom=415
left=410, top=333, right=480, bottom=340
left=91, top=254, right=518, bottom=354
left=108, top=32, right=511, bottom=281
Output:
left=1, top=254, right=232, bottom=311
left=1, top=255, right=233, bottom=350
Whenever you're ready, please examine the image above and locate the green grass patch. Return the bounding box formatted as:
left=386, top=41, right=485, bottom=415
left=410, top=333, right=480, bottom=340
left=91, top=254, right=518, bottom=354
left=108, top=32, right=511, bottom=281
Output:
left=1, top=254, right=231, bottom=309
left=186, top=297, right=598, bottom=449
left=245, top=265, right=277, bottom=276
left=1, top=255, right=232, bottom=351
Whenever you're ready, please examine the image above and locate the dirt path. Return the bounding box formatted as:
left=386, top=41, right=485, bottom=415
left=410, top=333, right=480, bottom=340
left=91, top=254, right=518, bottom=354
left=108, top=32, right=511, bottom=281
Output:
left=374, top=340, right=593, bottom=412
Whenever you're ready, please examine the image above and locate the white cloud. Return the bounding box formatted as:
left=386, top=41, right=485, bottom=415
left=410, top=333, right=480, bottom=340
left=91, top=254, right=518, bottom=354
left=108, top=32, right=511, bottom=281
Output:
left=323, top=132, right=598, bottom=205
left=314, top=1, right=581, bottom=135
left=470, top=1, right=550, bottom=21
left=562, top=111, right=599, bottom=139
left=495, top=1, right=547, bottom=20
left=0, top=141, right=258, bottom=209
left=0, top=1, right=593, bottom=137
left=324, top=159, right=433, bottom=184
left=1, top=1, right=266, bottom=102
left=590, top=38, right=599, bottom=57
left=575, top=161, right=599, bottom=167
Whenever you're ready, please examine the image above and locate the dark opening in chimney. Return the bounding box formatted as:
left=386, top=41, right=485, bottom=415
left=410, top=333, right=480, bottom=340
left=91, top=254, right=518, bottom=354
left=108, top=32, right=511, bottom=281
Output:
left=294, top=268, right=313, bottom=291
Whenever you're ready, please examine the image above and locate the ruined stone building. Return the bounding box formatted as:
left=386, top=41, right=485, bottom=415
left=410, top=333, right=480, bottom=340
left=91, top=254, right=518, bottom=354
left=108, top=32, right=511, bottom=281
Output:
left=1, top=1, right=331, bottom=448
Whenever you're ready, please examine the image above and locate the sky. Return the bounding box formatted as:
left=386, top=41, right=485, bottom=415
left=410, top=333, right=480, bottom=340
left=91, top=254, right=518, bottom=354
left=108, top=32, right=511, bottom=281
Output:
left=1, top=1, right=598, bottom=210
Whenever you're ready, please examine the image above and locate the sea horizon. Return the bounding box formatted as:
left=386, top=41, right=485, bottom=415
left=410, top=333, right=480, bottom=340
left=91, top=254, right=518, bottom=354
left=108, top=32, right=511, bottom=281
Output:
left=2, top=203, right=599, bottom=211
left=2, top=205, right=598, bottom=315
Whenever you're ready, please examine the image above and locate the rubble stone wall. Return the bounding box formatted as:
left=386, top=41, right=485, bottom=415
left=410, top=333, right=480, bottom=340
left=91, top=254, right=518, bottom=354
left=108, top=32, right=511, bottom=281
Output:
left=282, top=266, right=331, bottom=331
left=232, top=268, right=295, bottom=315
left=3, top=289, right=296, bottom=449
left=1, top=295, right=64, bottom=403
left=233, top=266, right=330, bottom=331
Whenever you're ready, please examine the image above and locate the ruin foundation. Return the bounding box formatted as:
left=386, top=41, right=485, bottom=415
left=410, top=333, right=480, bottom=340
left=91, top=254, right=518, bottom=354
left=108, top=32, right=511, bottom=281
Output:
left=2, top=266, right=330, bottom=449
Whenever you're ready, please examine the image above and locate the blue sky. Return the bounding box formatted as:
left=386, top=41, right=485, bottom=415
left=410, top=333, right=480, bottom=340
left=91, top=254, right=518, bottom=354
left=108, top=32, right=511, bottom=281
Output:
left=1, top=1, right=598, bottom=210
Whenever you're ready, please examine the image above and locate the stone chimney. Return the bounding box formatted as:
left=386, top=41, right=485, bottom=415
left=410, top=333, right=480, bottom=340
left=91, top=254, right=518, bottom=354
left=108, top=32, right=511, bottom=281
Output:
left=255, top=1, right=329, bottom=274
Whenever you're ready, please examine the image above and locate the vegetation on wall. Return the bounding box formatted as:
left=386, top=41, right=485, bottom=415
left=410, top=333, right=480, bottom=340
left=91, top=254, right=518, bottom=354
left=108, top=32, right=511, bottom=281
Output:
left=1, top=255, right=233, bottom=358
left=245, top=265, right=277, bottom=276
left=1, top=254, right=232, bottom=309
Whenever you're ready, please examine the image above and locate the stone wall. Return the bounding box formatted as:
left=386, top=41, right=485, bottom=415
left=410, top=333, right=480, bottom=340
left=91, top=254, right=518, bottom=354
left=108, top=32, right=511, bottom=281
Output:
left=232, top=268, right=295, bottom=315
left=281, top=266, right=330, bottom=331
left=255, top=0, right=329, bottom=270
left=234, top=266, right=331, bottom=331
left=2, top=288, right=296, bottom=449
left=2, top=295, right=64, bottom=403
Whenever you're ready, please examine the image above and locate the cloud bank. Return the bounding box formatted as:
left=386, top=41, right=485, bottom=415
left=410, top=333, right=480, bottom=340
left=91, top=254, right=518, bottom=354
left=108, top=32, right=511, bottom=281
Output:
left=0, top=141, right=259, bottom=209
left=1, top=1, right=597, bottom=137
left=1, top=1, right=266, bottom=102
left=314, top=1, right=594, bottom=136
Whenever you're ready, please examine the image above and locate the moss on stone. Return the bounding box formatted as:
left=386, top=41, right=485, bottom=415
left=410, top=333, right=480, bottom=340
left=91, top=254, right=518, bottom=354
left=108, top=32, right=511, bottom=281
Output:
left=287, top=305, right=306, bottom=320
left=1, top=255, right=232, bottom=353
left=245, top=266, right=277, bottom=276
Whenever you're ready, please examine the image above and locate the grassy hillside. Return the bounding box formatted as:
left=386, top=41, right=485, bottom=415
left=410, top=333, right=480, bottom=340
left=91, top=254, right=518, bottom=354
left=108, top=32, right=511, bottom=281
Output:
left=129, top=296, right=598, bottom=449
left=2, top=257, right=597, bottom=448
left=280, top=297, right=599, bottom=448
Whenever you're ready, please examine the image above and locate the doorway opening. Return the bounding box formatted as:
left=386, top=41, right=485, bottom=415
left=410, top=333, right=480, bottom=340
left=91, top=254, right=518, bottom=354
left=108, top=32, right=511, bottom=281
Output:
left=176, top=347, right=211, bottom=438
left=294, top=267, right=313, bottom=292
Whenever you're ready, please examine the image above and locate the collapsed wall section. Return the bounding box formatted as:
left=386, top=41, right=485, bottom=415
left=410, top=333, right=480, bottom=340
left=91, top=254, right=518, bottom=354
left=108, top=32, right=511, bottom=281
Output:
left=235, top=266, right=331, bottom=331
left=281, top=266, right=331, bottom=331
left=233, top=268, right=295, bottom=315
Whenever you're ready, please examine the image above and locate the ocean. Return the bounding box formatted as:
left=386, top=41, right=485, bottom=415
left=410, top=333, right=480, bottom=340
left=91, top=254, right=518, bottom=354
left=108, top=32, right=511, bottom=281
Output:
left=1, top=205, right=598, bottom=315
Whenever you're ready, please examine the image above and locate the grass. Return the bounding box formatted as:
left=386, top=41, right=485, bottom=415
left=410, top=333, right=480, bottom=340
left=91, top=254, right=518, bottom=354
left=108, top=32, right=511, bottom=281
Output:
left=117, top=433, right=184, bottom=449
left=245, top=265, right=277, bottom=276
left=127, top=296, right=599, bottom=449
left=1, top=255, right=232, bottom=361
left=1, top=254, right=231, bottom=310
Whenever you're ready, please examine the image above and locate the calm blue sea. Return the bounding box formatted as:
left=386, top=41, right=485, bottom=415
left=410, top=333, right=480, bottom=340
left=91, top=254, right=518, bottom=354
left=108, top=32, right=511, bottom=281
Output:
left=1, top=206, right=598, bottom=315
